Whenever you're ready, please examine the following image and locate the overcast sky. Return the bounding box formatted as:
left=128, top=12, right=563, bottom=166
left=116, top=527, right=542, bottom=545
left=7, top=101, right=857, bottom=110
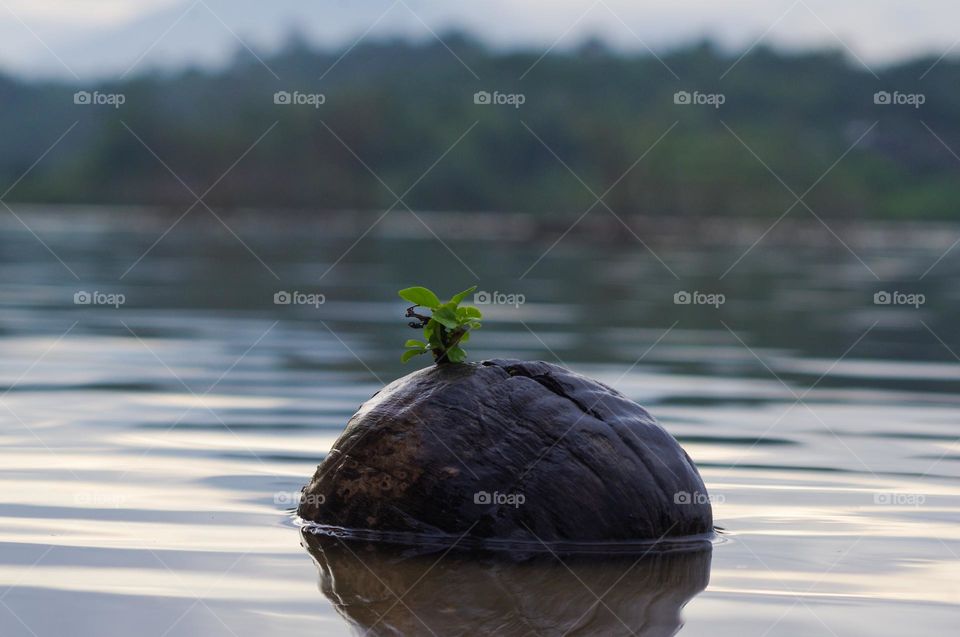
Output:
left=2, top=0, right=958, bottom=78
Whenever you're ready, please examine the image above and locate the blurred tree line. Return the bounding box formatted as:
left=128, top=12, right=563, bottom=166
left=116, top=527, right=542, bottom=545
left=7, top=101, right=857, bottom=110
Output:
left=0, top=34, right=957, bottom=218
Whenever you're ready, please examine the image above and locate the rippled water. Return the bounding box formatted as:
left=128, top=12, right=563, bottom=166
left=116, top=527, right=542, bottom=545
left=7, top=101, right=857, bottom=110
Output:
left=1, top=208, right=958, bottom=636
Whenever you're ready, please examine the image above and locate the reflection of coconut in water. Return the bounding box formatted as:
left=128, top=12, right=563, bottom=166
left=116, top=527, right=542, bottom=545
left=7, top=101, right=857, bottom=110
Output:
left=302, top=531, right=712, bottom=637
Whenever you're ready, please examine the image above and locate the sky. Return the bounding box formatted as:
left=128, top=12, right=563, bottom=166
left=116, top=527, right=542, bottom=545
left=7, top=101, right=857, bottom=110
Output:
left=1, top=0, right=958, bottom=79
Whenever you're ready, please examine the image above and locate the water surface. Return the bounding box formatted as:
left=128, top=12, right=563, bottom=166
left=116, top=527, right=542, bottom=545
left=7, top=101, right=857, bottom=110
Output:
left=1, top=208, right=958, bottom=636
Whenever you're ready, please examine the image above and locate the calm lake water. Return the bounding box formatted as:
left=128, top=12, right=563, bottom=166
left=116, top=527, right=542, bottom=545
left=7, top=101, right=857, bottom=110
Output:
left=1, top=207, right=958, bottom=636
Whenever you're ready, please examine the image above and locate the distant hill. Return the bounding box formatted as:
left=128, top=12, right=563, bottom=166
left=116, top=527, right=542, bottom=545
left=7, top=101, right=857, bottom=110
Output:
left=0, top=0, right=525, bottom=79
left=52, top=0, right=445, bottom=79
left=3, top=1, right=959, bottom=80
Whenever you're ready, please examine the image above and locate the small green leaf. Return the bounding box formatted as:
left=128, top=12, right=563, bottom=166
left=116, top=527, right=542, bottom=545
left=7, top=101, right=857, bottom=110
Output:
left=446, top=346, right=467, bottom=363
left=398, top=286, right=441, bottom=309
left=434, top=316, right=458, bottom=330
left=456, top=306, right=483, bottom=322
left=404, top=339, right=425, bottom=348
left=432, top=307, right=459, bottom=329
left=449, top=285, right=477, bottom=306
left=423, top=320, right=438, bottom=344
left=458, top=331, right=470, bottom=343
left=401, top=349, right=426, bottom=363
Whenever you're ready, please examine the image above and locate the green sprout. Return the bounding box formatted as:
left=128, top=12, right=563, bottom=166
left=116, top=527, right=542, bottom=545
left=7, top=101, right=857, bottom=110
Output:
left=399, top=285, right=483, bottom=364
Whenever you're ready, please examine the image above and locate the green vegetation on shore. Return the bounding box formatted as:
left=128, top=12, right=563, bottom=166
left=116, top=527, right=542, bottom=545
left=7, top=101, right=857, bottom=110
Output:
left=1, top=36, right=957, bottom=218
